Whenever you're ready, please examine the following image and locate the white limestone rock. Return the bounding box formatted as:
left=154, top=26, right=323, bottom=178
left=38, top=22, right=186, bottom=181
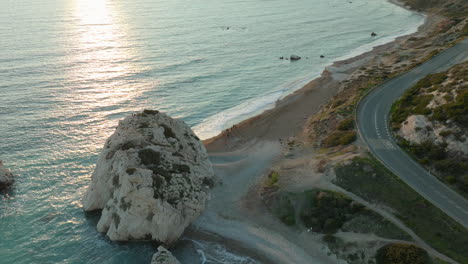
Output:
left=0, top=160, right=14, bottom=190
left=398, top=115, right=435, bottom=144
left=399, top=114, right=468, bottom=155
left=82, top=110, right=214, bottom=245
left=151, top=246, right=181, bottom=264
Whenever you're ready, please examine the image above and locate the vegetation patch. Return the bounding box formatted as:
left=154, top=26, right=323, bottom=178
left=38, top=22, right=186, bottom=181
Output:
left=264, top=189, right=409, bottom=239
left=334, top=156, right=468, bottom=263
left=396, top=137, right=468, bottom=195
left=337, top=118, right=355, bottom=131
left=376, top=243, right=429, bottom=264
left=322, top=130, right=357, bottom=148
left=268, top=192, right=296, bottom=226
left=265, top=171, right=280, bottom=187
left=301, top=190, right=364, bottom=234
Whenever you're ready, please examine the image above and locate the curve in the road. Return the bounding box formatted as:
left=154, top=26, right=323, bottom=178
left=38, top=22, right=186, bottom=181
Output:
left=356, top=38, right=468, bottom=228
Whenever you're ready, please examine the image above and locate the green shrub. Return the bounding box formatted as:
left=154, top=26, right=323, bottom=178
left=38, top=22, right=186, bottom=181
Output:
left=376, top=243, right=429, bottom=264
left=301, top=190, right=364, bottom=234
left=323, top=131, right=357, bottom=147
left=337, top=118, right=355, bottom=131
left=266, top=171, right=280, bottom=187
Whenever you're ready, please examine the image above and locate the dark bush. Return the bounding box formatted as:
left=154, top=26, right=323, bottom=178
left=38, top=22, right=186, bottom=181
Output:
left=337, top=118, right=355, bottom=131
left=301, top=190, right=364, bottom=234
left=376, top=243, right=429, bottom=264
left=322, top=131, right=357, bottom=147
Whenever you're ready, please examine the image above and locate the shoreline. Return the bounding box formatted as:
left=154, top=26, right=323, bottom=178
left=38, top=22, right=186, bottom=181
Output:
left=203, top=14, right=436, bottom=151
left=196, top=0, right=425, bottom=142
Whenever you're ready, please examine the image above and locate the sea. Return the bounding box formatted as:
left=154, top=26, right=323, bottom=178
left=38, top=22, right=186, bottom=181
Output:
left=0, top=0, right=423, bottom=263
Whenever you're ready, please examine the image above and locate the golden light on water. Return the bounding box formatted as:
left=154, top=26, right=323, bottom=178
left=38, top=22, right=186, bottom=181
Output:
left=59, top=0, right=152, bottom=151
left=75, top=0, right=113, bottom=25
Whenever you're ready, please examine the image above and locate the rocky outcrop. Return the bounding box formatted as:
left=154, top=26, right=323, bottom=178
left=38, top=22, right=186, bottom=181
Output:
left=399, top=115, right=468, bottom=155
left=151, top=246, right=181, bottom=264
left=0, top=161, right=14, bottom=191
left=290, top=55, right=301, bottom=61
left=82, top=110, right=214, bottom=245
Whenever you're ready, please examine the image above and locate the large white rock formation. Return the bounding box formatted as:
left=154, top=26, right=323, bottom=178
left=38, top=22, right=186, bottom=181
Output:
left=0, top=160, right=14, bottom=190
left=151, top=246, right=181, bottom=264
left=82, top=110, right=214, bottom=245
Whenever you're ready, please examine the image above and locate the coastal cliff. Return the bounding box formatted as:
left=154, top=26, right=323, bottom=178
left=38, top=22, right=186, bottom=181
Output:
left=82, top=110, right=214, bottom=245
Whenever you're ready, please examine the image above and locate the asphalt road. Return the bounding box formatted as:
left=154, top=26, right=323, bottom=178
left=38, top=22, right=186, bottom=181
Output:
left=356, top=38, right=468, bottom=228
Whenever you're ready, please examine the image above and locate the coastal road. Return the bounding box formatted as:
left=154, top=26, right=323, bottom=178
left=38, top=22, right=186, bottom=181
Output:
left=356, top=38, right=468, bottom=228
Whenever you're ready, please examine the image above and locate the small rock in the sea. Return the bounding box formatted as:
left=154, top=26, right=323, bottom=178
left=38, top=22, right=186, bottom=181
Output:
left=320, top=55, right=325, bottom=58
left=279, top=56, right=284, bottom=60
left=290, top=55, right=301, bottom=61
left=371, top=32, right=377, bottom=37
left=82, top=110, right=214, bottom=245
left=151, top=246, right=181, bottom=264
left=0, top=160, right=14, bottom=191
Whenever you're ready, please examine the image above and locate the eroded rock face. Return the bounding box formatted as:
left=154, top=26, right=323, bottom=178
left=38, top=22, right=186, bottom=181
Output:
left=82, top=110, right=214, bottom=245
left=0, top=161, right=14, bottom=191
left=151, top=246, right=181, bottom=264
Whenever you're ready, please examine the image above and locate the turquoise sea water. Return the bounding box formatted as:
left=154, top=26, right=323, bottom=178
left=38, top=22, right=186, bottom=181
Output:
left=0, top=0, right=423, bottom=263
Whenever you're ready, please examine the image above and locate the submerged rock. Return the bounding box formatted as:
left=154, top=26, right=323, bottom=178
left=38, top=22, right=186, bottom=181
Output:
left=0, top=161, right=14, bottom=191
left=371, top=32, right=377, bottom=37
left=82, top=110, right=214, bottom=245
left=290, top=55, right=301, bottom=61
left=151, top=246, right=181, bottom=264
